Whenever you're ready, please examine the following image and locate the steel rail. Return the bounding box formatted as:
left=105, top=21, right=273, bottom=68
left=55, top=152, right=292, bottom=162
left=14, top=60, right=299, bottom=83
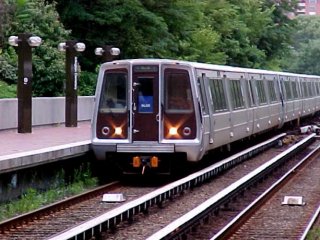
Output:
left=213, top=134, right=320, bottom=240
left=47, top=133, right=286, bottom=240
left=0, top=181, right=120, bottom=233
left=147, top=133, right=315, bottom=240
left=300, top=205, right=320, bottom=240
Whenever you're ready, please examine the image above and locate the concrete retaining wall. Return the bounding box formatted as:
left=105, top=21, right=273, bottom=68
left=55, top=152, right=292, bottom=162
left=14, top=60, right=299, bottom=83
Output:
left=0, top=96, right=94, bottom=130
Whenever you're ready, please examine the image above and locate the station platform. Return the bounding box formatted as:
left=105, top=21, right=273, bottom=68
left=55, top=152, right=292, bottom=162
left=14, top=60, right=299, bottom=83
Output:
left=0, top=121, right=91, bottom=174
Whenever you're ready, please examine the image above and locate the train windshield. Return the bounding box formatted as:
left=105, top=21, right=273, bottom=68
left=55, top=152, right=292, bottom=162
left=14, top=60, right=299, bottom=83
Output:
left=165, top=69, right=194, bottom=112
left=99, top=70, right=128, bottom=113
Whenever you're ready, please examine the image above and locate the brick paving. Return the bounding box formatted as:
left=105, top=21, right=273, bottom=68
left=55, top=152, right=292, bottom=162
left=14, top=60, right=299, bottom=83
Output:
left=0, top=121, right=91, bottom=157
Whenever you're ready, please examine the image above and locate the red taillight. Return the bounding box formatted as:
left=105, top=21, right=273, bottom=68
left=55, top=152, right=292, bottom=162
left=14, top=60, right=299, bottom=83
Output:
left=101, top=126, right=110, bottom=136
left=182, top=127, right=191, bottom=136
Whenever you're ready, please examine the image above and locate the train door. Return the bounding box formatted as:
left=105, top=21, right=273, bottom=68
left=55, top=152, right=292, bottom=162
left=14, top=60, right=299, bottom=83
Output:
left=225, top=72, right=250, bottom=141
left=291, top=76, right=301, bottom=121
left=283, top=76, right=294, bottom=122
left=132, top=65, right=159, bottom=141
left=244, top=74, right=256, bottom=135
left=249, top=73, right=269, bottom=134
left=277, top=75, right=286, bottom=127
left=264, top=74, right=281, bottom=129
left=199, top=72, right=214, bottom=144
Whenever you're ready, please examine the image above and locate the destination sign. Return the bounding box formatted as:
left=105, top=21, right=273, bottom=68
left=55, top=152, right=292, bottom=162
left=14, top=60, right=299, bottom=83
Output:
left=133, top=65, right=159, bottom=73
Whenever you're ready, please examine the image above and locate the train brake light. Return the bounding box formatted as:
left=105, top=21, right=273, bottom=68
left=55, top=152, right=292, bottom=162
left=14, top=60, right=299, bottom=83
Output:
left=150, top=156, right=159, bottom=168
left=133, top=156, right=141, bottom=168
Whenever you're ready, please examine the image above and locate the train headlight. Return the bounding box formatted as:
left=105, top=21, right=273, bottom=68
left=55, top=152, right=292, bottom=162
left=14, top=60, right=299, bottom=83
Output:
left=169, top=127, right=178, bottom=136
left=115, top=127, right=122, bottom=136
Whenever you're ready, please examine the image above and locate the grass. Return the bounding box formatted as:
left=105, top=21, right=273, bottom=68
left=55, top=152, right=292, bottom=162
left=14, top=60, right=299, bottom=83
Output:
left=0, top=81, right=16, bottom=98
left=0, top=163, right=98, bottom=222
left=307, top=228, right=320, bottom=239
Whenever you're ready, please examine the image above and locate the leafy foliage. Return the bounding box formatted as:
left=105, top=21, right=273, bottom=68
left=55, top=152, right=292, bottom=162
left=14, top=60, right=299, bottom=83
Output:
left=282, top=15, right=320, bottom=75
left=0, top=47, right=18, bottom=84
left=56, top=0, right=297, bottom=70
left=1, top=0, right=70, bottom=96
left=78, top=71, right=98, bottom=96
left=201, top=0, right=297, bottom=69
left=0, top=0, right=299, bottom=97
left=0, top=80, right=16, bottom=98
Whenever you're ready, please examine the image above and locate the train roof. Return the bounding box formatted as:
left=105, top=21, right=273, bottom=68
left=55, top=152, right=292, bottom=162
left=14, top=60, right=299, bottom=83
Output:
left=104, top=59, right=320, bottom=79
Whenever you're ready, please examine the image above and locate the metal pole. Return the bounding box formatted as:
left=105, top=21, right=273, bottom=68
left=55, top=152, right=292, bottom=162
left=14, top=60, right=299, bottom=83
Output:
left=102, top=45, right=115, bottom=62
left=65, top=40, right=78, bottom=127
left=17, top=33, right=33, bottom=133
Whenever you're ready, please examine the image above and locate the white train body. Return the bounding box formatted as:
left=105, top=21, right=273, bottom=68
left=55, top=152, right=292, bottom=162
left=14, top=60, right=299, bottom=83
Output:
left=91, top=59, right=320, bottom=174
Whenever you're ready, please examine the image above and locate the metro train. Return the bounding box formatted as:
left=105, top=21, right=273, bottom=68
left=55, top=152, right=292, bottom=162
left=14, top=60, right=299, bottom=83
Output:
left=91, top=59, right=320, bottom=174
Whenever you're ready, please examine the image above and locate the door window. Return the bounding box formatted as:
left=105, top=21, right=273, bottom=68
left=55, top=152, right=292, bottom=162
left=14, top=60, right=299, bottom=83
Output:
left=137, top=77, right=154, bottom=113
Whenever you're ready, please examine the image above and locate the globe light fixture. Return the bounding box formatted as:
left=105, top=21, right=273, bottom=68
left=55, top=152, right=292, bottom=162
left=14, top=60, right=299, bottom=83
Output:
left=94, top=45, right=120, bottom=62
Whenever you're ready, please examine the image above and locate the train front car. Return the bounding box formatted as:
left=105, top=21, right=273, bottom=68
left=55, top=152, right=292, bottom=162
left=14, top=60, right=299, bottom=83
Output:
left=91, top=59, right=203, bottom=175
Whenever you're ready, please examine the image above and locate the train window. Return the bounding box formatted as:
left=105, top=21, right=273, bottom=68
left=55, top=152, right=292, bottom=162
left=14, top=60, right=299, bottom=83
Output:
left=164, top=70, right=193, bottom=112
left=137, top=77, right=154, bottom=113
left=313, top=82, right=318, bottom=95
left=309, top=82, right=314, bottom=96
left=247, top=79, right=256, bottom=107
left=292, top=81, right=299, bottom=99
left=267, top=80, right=277, bottom=102
left=99, top=71, right=127, bottom=113
left=209, top=79, right=228, bottom=112
left=314, top=82, right=318, bottom=96
left=256, top=80, right=267, bottom=104
left=229, top=80, right=244, bottom=109
left=284, top=81, right=293, bottom=100
left=302, top=82, right=309, bottom=97
left=197, top=75, right=209, bottom=115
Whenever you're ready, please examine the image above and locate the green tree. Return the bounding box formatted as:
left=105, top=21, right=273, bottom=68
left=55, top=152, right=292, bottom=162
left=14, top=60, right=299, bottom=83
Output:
left=55, top=0, right=298, bottom=70
left=0, top=1, right=16, bottom=85
left=56, top=0, right=228, bottom=66
left=1, top=0, right=299, bottom=98
left=283, top=15, right=320, bottom=75
left=144, top=0, right=226, bottom=63
left=56, top=0, right=172, bottom=70
left=201, top=0, right=296, bottom=69
left=259, top=0, right=298, bottom=70
left=2, top=0, right=70, bottom=96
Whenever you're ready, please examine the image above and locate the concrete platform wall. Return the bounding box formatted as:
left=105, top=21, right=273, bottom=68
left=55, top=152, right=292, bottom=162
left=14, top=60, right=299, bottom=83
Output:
left=0, top=96, right=94, bottom=130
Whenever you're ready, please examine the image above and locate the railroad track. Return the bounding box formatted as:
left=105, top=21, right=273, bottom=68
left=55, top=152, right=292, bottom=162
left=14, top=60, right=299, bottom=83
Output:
left=1, top=132, right=315, bottom=240
left=149, top=134, right=319, bottom=240
left=0, top=181, right=158, bottom=239
left=46, top=133, right=295, bottom=240
left=220, top=137, right=320, bottom=240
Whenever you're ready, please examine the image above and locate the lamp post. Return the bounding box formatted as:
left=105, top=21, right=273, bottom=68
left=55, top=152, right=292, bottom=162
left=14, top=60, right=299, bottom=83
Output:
left=8, top=33, right=42, bottom=133
left=94, top=45, right=120, bottom=62
left=58, top=40, right=85, bottom=127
